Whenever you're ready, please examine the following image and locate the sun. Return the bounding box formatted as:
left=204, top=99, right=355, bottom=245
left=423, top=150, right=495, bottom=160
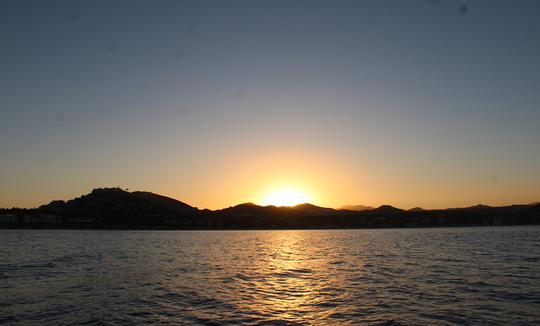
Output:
left=261, top=187, right=311, bottom=207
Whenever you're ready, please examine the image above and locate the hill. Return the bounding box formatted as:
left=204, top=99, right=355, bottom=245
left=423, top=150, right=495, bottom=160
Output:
left=37, top=188, right=199, bottom=227
left=372, top=205, right=404, bottom=214
left=1, top=188, right=539, bottom=229
left=340, top=204, right=374, bottom=211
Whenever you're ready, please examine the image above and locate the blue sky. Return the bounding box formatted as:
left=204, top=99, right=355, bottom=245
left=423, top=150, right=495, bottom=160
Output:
left=1, top=0, right=539, bottom=209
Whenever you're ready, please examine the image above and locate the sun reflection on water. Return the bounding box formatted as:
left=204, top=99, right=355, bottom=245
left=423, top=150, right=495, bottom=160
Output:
left=230, top=231, right=353, bottom=323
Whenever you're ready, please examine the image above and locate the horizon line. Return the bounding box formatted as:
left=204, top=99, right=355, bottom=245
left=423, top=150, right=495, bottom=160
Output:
left=1, top=187, right=538, bottom=212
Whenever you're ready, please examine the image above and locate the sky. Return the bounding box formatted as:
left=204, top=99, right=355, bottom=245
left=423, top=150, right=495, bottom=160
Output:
left=0, top=0, right=539, bottom=210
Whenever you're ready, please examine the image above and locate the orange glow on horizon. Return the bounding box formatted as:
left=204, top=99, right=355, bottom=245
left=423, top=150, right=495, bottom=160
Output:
left=260, top=186, right=311, bottom=207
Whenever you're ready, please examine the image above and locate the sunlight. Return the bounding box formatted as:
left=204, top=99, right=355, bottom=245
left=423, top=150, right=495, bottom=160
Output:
left=261, top=187, right=311, bottom=207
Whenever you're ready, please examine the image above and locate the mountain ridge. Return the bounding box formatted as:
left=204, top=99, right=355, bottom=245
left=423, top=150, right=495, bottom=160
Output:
left=1, top=188, right=539, bottom=229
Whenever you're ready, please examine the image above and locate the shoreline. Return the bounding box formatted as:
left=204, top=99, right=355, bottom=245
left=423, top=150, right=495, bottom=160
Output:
left=2, top=223, right=539, bottom=231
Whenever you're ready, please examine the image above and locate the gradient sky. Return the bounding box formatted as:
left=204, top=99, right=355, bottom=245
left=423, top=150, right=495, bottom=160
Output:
left=1, top=0, right=539, bottom=209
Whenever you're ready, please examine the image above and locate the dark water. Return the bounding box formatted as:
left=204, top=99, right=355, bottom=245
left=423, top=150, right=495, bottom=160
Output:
left=1, top=227, right=540, bottom=325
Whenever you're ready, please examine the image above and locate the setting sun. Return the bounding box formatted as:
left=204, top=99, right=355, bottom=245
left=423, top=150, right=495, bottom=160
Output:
left=261, top=188, right=311, bottom=207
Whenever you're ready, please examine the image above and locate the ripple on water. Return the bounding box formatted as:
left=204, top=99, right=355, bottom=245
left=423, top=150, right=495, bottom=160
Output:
left=0, top=227, right=540, bottom=324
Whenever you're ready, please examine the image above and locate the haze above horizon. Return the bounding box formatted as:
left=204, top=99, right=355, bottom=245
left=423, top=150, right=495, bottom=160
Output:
left=1, top=0, right=539, bottom=209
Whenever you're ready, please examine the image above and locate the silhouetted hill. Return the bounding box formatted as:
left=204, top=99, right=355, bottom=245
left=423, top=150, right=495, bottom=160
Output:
left=290, top=203, right=338, bottom=216
left=130, top=191, right=197, bottom=212
left=372, top=205, right=403, bottom=214
left=340, top=204, right=374, bottom=211
left=209, top=202, right=350, bottom=228
left=409, top=207, right=425, bottom=212
left=217, top=202, right=271, bottom=217
left=41, top=188, right=197, bottom=213
left=465, top=204, right=492, bottom=210
left=1, top=188, right=539, bottom=229
left=217, top=203, right=338, bottom=217
left=37, top=188, right=199, bottom=227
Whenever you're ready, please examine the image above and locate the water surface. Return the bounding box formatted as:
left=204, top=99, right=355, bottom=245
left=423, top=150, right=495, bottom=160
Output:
left=1, top=227, right=540, bottom=324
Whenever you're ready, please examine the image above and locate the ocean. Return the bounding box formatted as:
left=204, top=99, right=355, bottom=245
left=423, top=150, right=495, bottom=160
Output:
left=1, top=226, right=539, bottom=324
